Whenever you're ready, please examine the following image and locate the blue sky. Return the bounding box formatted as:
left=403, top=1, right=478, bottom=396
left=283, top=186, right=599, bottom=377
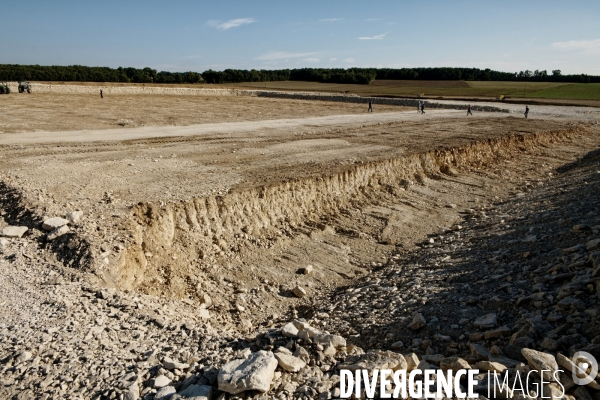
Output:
left=2, top=0, right=600, bottom=75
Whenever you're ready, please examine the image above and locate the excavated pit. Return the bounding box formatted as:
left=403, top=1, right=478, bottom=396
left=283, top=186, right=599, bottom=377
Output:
left=1, top=103, right=598, bottom=330
left=100, top=125, right=593, bottom=326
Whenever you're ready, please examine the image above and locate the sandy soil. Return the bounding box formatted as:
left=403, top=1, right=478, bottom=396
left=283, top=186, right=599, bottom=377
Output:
left=0, top=109, right=487, bottom=144
left=0, top=116, right=582, bottom=201
left=0, top=93, right=408, bottom=134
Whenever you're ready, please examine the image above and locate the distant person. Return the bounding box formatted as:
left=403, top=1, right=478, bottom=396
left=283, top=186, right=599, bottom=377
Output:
left=524, top=105, right=529, bottom=118
left=467, top=104, right=473, bottom=116
left=417, top=100, right=422, bottom=113
left=100, top=89, right=103, bottom=99
left=421, top=102, right=425, bottom=114
left=368, top=100, right=373, bottom=112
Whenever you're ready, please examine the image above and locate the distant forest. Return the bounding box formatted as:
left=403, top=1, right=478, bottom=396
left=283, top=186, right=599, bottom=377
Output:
left=0, top=65, right=203, bottom=84
left=1, top=64, right=598, bottom=84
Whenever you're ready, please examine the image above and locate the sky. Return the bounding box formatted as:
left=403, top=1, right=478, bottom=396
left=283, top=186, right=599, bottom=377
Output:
left=2, top=0, right=600, bottom=75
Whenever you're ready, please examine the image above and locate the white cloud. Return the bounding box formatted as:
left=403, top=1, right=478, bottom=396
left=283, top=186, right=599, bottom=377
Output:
left=303, top=58, right=320, bottom=63
left=208, top=18, right=256, bottom=30
left=319, top=18, right=344, bottom=22
left=256, top=51, right=319, bottom=61
left=551, top=39, right=600, bottom=55
left=345, top=58, right=355, bottom=63
left=358, top=33, right=386, bottom=40
left=329, top=58, right=337, bottom=62
left=365, top=18, right=381, bottom=21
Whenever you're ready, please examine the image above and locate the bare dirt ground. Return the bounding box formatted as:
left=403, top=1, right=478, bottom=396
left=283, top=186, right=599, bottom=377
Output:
left=0, top=93, right=408, bottom=134
left=1, top=90, right=600, bottom=399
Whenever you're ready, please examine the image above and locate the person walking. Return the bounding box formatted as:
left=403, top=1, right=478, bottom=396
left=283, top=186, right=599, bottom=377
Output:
left=368, top=100, right=373, bottom=112
left=100, top=89, right=103, bottom=98
left=467, top=104, right=472, bottom=116
left=421, top=102, right=425, bottom=114
left=524, top=105, right=529, bottom=118
left=417, top=100, right=422, bottom=113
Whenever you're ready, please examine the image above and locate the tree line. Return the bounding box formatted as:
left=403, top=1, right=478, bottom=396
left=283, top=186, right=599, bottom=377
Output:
left=0, top=65, right=202, bottom=84
left=202, top=68, right=378, bottom=84
left=514, top=69, right=597, bottom=83
left=0, top=64, right=598, bottom=84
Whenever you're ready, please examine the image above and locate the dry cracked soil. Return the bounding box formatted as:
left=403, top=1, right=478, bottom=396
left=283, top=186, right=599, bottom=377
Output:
left=1, top=89, right=600, bottom=400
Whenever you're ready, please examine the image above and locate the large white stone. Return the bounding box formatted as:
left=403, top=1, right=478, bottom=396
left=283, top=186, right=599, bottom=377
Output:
left=405, top=353, right=420, bottom=371
left=124, top=382, right=140, bottom=400
left=292, top=320, right=310, bottom=331
left=281, top=322, right=299, bottom=338
left=65, top=210, right=84, bottom=224
left=42, top=217, right=70, bottom=231
left=314, top=333, right=346, bottom=349
left=2, top=226, right=28, bottom=238
left=293, top=286, right=307, bottom=298
left=274, top=352, right=306, bottom=372
left=163, top=356, right=189, bottom=371
left=521, top=348, right=559, bottom=382
left=198, top=308, right=210, bottom=319
left=154, top=375, right=172, bottom=388
left=16, top=351, right=32, bottom=363
left=218, top=350, right=278, bottom=394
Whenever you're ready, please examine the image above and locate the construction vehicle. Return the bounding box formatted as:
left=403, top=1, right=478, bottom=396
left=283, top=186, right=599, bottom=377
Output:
left=18, top=81, right=31, bottom=93
left=0, top=82, right=10, bottom=94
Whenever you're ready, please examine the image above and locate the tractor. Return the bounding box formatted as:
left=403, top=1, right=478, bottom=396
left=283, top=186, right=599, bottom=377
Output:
left=0, top=82, right=10, bottom=94
left=18, top=81, right=31, bottom=93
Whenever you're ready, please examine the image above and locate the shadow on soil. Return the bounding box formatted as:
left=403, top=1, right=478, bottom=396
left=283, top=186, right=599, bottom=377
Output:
left=298, top=146, right=600, bottom=360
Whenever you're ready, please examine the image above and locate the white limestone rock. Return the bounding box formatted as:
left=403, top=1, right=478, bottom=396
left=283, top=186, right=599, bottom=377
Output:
left=218, top=350, right=278, bottom=394
left=65, top=210, right=84, bottom=224
left=42, top=217, right=70, bottom=231
left=521, top=348, right=559, bottom=382
left=293, top=286, right=307, bottom=298
left=281, top=322, right=299, bottom=338
left=47, top=225, right=70, bottom=241
left=274, top=352, right=306, bottom=373
left=2, top=226, right=28, bottom=238
left=154, top=375, right=172, bottom=388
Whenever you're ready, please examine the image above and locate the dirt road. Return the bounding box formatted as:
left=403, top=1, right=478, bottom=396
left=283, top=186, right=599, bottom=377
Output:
left=0, top=109, right=478, bottom=145
left=1, top=90, right=597, bottom=145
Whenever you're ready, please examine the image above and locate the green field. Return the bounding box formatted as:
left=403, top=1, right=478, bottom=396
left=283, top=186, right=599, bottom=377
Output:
left=519, top=83, right=600, bottom=100
left=468, top=81, right=600, bottom=100
left=223, top=80, right=600, bottom=102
